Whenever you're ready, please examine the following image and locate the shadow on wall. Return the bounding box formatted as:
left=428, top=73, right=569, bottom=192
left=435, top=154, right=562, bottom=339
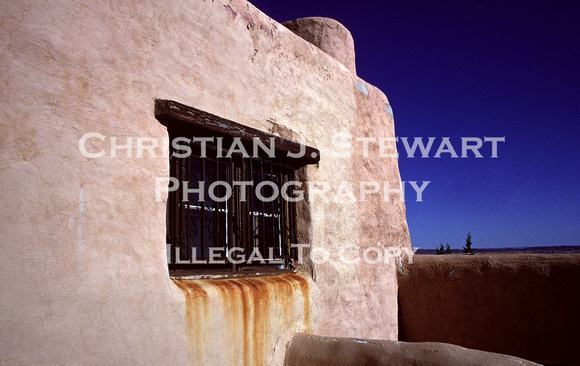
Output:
left=397, top=254, right=580, bottom=366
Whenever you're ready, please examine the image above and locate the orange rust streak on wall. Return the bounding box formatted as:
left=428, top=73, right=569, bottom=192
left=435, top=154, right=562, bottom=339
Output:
left=212, top=280, right=243, bottom=364
left=228, top=279, right=251, bottom=366
left=239, top=278, right=268, bottom=366
left=173, top=280, right=209, bottom=365
left=173, top=274, right=310, bottom=366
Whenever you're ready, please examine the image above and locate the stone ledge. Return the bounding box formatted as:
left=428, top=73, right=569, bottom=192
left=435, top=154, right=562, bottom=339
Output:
left=285, top=333, right=540, bottom=366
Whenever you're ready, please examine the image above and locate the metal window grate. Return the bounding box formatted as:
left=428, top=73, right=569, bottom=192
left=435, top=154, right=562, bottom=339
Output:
left=155, top=100, right=318, bottom=273
left=167, top=136, right=298, bottom=271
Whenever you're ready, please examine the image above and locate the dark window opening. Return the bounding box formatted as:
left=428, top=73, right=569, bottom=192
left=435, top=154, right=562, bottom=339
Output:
left=155, top=100, right=319, bottom=275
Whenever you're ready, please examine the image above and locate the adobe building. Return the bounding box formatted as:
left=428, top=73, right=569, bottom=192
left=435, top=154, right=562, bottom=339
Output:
left=1, top=0, right=412, bottom=364
left=1, top=1, right=578, bottom=365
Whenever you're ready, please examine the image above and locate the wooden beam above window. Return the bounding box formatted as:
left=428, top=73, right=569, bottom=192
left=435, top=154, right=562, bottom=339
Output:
left=155, top=99, right=320, bottom=167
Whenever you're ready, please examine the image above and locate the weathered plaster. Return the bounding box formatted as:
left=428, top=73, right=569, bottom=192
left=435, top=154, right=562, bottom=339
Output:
left=399, top=254, right=580, bottom=365
left=0, top=0, right=410, bottom=364
left=286, top=333, right=540, bottom=366
left=174, top=274, right=311, bottom=365
left=283, top=17, right=356, bottom=74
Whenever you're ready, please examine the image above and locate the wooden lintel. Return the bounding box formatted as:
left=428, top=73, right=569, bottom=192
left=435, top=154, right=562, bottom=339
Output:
left=155, top=99, right=320, bottom=166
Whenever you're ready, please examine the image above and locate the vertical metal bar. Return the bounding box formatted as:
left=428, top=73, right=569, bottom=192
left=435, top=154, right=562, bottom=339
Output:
left=275, top=161, right=283, bottom=258
left=269, top=159, right=275, bottom=257
left=178, top=153, right=185, bottom=263
left=216, top=142, right=220, bottom=253
left=259, top=158, right=265, bottom=256
left=278, top=163, right=286, bottom=261
left=238, top=160, right=242, bottom=256
left=287, top=166, right=292, bottom=259
left=241, top=158, right=248, bottom=262
left=287, top=166, right=297, bottom=263
left=249, top=156, right=255, bottom=252
left=169, top=151, right=176, bottom=265
left=186, top=140, right=191, bottom=264
left=201, top=155, right=206, bottom=261
left=175, top=152, right=180, bottom=265
left=290, top=168, right=297, bottom=245
left=229, top=158, right=235, bottom=271
left=236, top=159, right=240, bottom=254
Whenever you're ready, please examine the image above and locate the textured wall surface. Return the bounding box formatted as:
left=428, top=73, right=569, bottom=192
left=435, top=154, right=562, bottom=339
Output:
left=285, top=333, right=540, bottom=366
left=0, top=0, right=410, bottom=364
left=174, top=274, right=311, bottom=365
left=398, top=254, right=580, bottom=366
left=283, top=17, right=356, bottom=74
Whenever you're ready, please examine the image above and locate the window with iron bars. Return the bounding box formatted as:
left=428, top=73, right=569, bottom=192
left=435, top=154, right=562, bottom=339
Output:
left=155, top=100, right=320, bottom=274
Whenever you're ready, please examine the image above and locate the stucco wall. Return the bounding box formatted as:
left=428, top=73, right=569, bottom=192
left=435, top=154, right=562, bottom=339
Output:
left=285, top=333, right=540, bottom=366
left=398, top=254, right=580, bottom=366
left=174, top=274, right=311, bottom=365
left=0, top=0, right=410, bottom=365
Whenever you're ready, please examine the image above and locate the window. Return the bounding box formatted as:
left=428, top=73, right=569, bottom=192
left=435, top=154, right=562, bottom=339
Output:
left=155, top=100, right=319, bottom=274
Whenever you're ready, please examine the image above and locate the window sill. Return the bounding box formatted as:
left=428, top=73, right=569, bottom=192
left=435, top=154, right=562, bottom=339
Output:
left=169, top=267, right=297, bottom=280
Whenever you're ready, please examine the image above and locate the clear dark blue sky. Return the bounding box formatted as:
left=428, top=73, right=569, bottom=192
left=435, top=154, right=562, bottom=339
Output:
left=249, top=0, right=579, bottom=249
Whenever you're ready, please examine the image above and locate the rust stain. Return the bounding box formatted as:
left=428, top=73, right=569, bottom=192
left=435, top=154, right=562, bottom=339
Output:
left=173, top=280, right=209, bottom=365
left=212, top=280, right=242, bottom=364
left=175, top=274, right=310, bottom=366
left=173, top=280, right=208, bottom=298
left=242, top=278, right=269, bottom=366
left=212, top=279, right=251, bottom=365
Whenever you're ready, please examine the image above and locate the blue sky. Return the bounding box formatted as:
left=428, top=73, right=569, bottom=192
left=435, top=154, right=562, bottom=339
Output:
left=249, top=0, right=579, bottom=249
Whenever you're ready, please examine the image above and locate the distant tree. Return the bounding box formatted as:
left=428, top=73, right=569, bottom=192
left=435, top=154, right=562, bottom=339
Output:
left=436, top=243, right=445, bottom=255
left=445, top=243, right=451, bottom=254
left=463, top=232, right=473, bottom=254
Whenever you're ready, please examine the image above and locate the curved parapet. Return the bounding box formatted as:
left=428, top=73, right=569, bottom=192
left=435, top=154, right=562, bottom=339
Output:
left=285, top=333, right=540, bottom=366
left=283, top=17, right=356, bottom=74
